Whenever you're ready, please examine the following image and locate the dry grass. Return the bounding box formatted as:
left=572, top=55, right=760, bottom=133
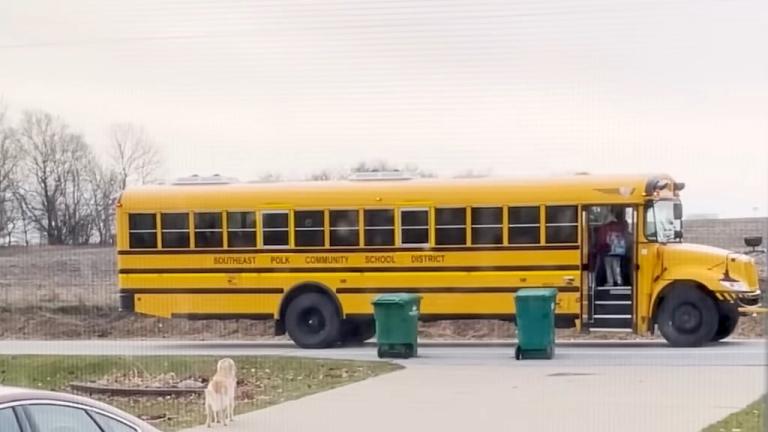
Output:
left=0, top=246, right=116, bottom=308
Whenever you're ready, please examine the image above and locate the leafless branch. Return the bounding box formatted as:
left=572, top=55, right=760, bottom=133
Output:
left=109, top=123, right=162, bottom=189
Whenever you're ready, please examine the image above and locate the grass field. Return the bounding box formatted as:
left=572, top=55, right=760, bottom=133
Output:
left=702, top=395, right=765, bottom=432
left=0, top=355, right=401, bottom=431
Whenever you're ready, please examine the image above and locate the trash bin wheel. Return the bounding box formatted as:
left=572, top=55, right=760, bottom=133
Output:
left=515, top=346, right=522, bottom=360
left=404, top=344, right=414, bottom=358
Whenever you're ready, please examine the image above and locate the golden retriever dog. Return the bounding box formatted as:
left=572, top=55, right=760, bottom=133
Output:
left=217, top=358, right=237, bottom=422
left=205, top=358, right=237, bottom=427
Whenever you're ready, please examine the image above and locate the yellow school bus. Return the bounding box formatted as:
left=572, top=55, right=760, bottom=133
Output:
left=115, top=172, right=763, bottom=348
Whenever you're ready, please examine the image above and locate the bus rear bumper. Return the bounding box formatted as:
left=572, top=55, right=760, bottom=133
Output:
left=119, top=292, right=135, bottom=313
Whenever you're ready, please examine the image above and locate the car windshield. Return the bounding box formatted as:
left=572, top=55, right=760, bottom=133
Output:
left=645, top=200, right=682, bottom=243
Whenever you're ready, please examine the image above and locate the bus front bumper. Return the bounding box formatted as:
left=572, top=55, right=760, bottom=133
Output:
left=735, top=290, right=766, bottom=315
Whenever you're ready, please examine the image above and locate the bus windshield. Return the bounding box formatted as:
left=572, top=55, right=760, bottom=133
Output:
left=645, top=200, right=682, bottom=243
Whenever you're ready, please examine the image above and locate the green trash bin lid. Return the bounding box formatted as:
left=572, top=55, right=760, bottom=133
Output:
left=515, top=288, right=558, bottom=298
left=371, top=293, right=423, bottom=304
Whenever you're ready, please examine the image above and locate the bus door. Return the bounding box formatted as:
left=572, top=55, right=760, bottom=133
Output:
left=583, top=205, right=637, bottom=331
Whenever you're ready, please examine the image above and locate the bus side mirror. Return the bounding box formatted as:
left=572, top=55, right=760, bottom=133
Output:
left=673, top=203, right=683, bottom=219
left=744, top=236, right=764, bottom=254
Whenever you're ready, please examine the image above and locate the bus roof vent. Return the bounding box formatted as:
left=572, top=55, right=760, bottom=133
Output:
left=347, top=171, right=414, bottom=181
left=172, top=174, right=239, bottom=185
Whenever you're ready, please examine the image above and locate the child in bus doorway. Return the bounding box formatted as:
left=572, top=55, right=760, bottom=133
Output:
left=597, top=208, right=628, bottom=287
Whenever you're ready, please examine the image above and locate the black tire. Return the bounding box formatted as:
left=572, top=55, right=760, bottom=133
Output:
left=712, top=302, right=740, bottom=342
left=285, top=293, right=341, bottom=349
left=657, top=285, right=718, bottom=347
left=341, top=318, right=376, bottom=345
left=404, top=344, right=414, bottom=358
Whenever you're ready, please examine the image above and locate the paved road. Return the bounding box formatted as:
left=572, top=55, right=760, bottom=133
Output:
left=182, top=364, right=765, bottom=432
left=0, top=339, right=765, bottom=368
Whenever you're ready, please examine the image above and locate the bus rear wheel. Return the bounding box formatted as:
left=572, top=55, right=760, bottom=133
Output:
left=285, top=293, right=341, bottom=349
left=712, top=302, right=740, bottom=342
left=657, top=285, right=718, bottom=347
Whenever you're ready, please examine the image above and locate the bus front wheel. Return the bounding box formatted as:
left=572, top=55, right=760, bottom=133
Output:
left=657, top=285, right=718, bottom=347
left=285, top=293, right=341, bottom=349
left=712, top=302, right=740, bottom=342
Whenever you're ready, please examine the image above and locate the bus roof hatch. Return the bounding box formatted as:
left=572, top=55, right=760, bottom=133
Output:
left=171, top=174, right=239, bottom=185
left=347, top=171, right=414, bottom=181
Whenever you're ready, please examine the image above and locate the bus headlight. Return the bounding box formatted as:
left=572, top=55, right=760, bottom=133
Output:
left=720, top=280, right=748, bottom=292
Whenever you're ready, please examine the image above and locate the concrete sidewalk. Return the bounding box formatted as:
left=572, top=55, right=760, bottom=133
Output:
left=181, top=364, right=764, bottom=432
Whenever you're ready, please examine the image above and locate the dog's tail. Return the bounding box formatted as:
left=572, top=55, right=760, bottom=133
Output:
left=210, top=378, right=228, bottom=395
left=207, top=380, right=229, bottom=411
left=204, top=389, right=213, bottom=427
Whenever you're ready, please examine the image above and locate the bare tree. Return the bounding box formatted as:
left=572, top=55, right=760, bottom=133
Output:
left=0, top=107, right=22, bottom=244
left=306, top=168, right=346, bottom=181
left=13, top=192, right=32, bottom=246
left=307, top=160, right=436, bottom=180
left=16, top=111, right=66, bottom=244
left=350, top=159, right=398, bottom=173
left=252, top=172, right=283, bottom=183
left=89, top=162, right=121, bottom=245
left=59, top=134, right=96, bottom=245
left=109, top=123, right=162, bottom=190
left=452, top=168, right=491, bottom=178
left=350, top=160, right=436, bottom=178
left=401, top=162, right=436, bottom=178
left=15, top=110, right=96, bottom=245
left=2, top=206, right=19, bottom=245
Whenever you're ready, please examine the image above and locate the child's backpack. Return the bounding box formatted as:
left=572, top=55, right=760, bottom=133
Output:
left=606, top=229, right=626, bottom=256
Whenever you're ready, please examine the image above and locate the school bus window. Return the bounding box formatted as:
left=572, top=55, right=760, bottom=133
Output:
left=435, top=207, right=466, bottom=246
left=161, top=213, right=190, bottom=248
left=194, top=212, right=223, bottom=248
left=508, top=206, right=540, bottom=244
left=400, top=209, right=429, bottom=246
left=262, top=211, right=289, bottom=247
left=471, top=207, right=502, bottom=245
left=295, top=210, right=325, bottom=247
left=227, top=212, right=256, bottom=248
left=545, top=205, right=578, bottom=244
left=330, top=210, right=359, bottom=247
left=363, top=209, right=394, bottom=246
left=128, top=213, right=157, bottom=249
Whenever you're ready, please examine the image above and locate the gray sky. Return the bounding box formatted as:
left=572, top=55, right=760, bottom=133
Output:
left=1, top=0, right=766, bottom=217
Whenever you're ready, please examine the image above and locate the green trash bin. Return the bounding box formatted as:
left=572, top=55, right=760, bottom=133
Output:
left=514, top=288, right=557, bottom=360
left=371, top=293, right=422, bottom=358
